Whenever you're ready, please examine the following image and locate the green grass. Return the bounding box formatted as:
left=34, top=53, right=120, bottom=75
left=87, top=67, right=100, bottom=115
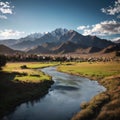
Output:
left=3, top=62, right=58, bottom=83
left=58, top=62, right=120, bottom=79
left=3, top=62, right=58, bottom=72
left=14, top=69, right=50, bottom=83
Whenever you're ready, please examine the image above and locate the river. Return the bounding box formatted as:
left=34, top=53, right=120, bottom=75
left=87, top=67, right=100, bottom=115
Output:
left=2, top=67, right=106, bottom=120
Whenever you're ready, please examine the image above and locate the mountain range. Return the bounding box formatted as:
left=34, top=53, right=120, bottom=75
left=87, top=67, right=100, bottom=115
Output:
left=0, top=28, right=120, bottom=55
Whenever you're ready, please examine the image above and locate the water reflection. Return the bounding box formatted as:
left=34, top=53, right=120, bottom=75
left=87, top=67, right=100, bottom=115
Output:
left=3, top=67, right=105, bottom=120
left=54, top=85, right=79, bottom=91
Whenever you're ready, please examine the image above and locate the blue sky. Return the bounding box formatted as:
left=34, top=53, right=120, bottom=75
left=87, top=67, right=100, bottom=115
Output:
left=0, top=0, right=120, bottom=40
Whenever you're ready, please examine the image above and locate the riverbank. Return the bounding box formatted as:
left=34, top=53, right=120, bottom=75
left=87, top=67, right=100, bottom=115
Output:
left=58, top=62, right=120, bottom=120
left=0, top=62, right=58, bottom=119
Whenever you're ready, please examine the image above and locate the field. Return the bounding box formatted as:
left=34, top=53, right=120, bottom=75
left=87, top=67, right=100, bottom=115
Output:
left=0, top=62, right=58, bottom=118
left=58, top=61, right=120, bottom=120
left=3, top=62, right=58, bottom=83
left=58, top=62, right=120, bottom=79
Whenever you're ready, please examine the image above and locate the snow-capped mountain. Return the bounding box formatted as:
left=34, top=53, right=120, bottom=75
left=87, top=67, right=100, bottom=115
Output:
left=19, top=32, right=45, bottom=42
left=26, top=33, right=45, bottom=40
left=19, top=28, right=68, bottom=42
left=51, top=28, right=68, bottom=38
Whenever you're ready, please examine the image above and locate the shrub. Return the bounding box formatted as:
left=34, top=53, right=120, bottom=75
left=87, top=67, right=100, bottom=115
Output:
left=20, top=65, right=27, bottom=69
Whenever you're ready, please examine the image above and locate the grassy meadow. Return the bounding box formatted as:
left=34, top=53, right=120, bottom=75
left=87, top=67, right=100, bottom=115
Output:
left=3, top=62, right=58, bottom=83
left=0, top=62, right=58, bottom=118
left=58, top=62, right=120, bottom=79
left=58, top=61, right=120, bottom=120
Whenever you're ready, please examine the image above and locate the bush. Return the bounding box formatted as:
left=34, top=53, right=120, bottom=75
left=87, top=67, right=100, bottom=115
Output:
left=20, top=65, right=27, bottom=69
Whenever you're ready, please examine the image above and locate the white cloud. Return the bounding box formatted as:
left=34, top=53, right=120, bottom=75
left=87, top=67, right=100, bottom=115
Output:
left=111, top=37, right=120, bottom=41
left=77, top=25, right=90, bottom=30
left=0, top=15, right=7, bottom=19
left=0, top=1, right=14, bottom=19
left=101, top=0, right=120, bottom=16
left=0, top=29, right=25, bottom=39
left=0, top=1, right=13, bottom=14
left=77, top=20, right=120, bottom=36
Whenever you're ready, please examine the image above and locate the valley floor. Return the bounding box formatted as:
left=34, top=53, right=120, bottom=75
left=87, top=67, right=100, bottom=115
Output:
left=58, top=62, right=120, bottom=120
left=0, top=61, right=120, bottom=120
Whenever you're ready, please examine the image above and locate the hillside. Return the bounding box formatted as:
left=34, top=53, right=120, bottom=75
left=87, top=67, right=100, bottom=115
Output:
left=0, top=44, right=21, bottom=54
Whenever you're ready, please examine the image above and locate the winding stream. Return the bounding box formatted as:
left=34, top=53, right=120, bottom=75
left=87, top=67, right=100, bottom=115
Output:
left=2, top=67, right=106, bottom=120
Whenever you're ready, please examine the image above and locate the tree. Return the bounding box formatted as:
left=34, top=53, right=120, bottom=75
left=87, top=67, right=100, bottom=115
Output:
left=0, top=55, right=7, bottom=69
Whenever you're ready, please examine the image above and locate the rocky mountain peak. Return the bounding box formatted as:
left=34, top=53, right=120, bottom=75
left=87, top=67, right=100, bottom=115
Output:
left=51, top=28, right=68, bottom=38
